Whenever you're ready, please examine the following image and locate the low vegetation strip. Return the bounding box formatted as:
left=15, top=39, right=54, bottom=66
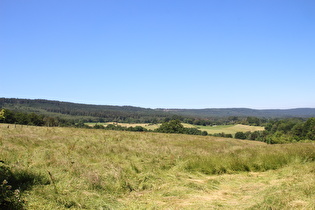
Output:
left=196, top=124, right=265, bottom=135
left=185, top=144, right=315, bottom=174
left=2, top=107, right=315, bottom=144
left=94, top=123, right=264, bottom=135
left=1, top=124, right=315, bottom=209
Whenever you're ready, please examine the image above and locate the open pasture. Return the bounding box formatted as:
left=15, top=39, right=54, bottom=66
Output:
left=197, top=124, right=265, bottom=135
left=0, top=124, right=314, bottom=209
left=86, top=122, right=264, bottom=135
left=85, top=122, right=160, bottom=130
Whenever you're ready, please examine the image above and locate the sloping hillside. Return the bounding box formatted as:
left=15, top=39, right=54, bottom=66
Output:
left=161, top=107, right=315, bottom=118
left=0, top=98, right=171, bottom=122
left=1, top=98, right=315, bottom=121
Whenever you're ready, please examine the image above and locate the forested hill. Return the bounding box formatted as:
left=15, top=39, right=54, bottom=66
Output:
left=161, top=108, right=315, bottom=118
left=0, top=98, right=170, bottom=123
left=1, top=98, right=315, bottom=122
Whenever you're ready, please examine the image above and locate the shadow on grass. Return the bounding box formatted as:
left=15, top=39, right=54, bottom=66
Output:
left=1, top=163, right=49, bottom=210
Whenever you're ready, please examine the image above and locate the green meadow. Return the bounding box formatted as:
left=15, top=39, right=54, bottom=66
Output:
left=1, top=124, right=314, bottom=209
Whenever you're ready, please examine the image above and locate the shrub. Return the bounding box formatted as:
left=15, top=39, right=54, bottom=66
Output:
left=155, top=120, right=184, bottom=134
left=234, top=132, right=246, bottom=139
left=155, top=120, right=207, bottom=136
left=0, top=164, right=24, bottom=209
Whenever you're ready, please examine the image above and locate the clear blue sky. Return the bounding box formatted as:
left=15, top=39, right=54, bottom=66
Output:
left=1, top=0, right=314, bottom=109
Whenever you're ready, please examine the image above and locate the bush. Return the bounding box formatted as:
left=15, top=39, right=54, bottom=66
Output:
left=234, top=132, right=246, bottom=139
left=0, top=164, right=24, bottom=209
left=211, top=133, right=233, bottom=138
left=155, top=120, right=184, bottom=134
left=155, top=120, right=207, bottom=136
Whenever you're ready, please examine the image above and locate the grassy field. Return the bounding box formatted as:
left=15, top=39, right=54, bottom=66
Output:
left=1, top=124, right=314, bottom=209
left=196, top=124, right=265, bottom=135
left=86, top=122, right=264, bottom=135
left=85, top=122, right=160, bottom=130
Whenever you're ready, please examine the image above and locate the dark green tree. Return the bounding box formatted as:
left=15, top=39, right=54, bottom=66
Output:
left=246, top=117, right=261, bottom=126
left=303, top=118, right=315, bottom=140
left=234, top=132, right=247, bottom=139
left=156, top=120, right=185, bottom=134
left=0, top=109, right=15, bottom=123
left=0, top=109, right=5, bottom=122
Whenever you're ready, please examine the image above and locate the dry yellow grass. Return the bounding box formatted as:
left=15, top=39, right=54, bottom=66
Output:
left=232, top=124, right=265, bottom=132
left=86, top=122, right=161, bottom=130
left=87, top=122, right=264, bottom=135
left=198, top=124, right=265, bottom=135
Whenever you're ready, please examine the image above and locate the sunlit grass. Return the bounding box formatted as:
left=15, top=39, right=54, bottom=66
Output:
left=196, top=124, right=265, bottom=135
left=85, top=122, right=160, bottom=130
left=85, top=122, right=264, bottom=135
left=0, top=124, right=314, bottom=209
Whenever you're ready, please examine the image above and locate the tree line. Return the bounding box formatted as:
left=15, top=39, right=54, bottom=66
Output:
left=77, top=120, right=208, bottom=136
left=155, top=120, right=208, bottom=136
left=0, top=109, right=74, bottom=127
left=0, top=106, right=265, bottom=127
left=234, top=118, right=315, bottom=143
left=0, top=109, right=208, bottom=136
left=0, top=98, right=270, bottom=125
left=1, top=108, right=314, bottom=142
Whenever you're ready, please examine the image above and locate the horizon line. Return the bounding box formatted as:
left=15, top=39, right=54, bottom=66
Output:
left=1, top=97, right=315, bottom=111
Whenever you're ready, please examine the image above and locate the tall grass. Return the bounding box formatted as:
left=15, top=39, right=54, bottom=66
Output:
left=185, top=144, right=315, bottom=174
left=1, top=124, right=315, bottom=209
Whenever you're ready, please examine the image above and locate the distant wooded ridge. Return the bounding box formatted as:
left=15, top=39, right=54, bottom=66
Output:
left=1, top=98, right=315, bottom=120
left=160, top=108, right=315, bottom=118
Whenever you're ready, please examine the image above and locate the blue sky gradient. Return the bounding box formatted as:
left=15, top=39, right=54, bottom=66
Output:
left=1, top=0, right=314, bottom=109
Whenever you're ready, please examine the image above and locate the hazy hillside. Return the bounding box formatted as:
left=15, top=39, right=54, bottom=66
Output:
left=161, top=108, right=315, bottom=118
left=0, top=98, right=171, bottom=122
left=1, top=98, right=315, bottom=120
